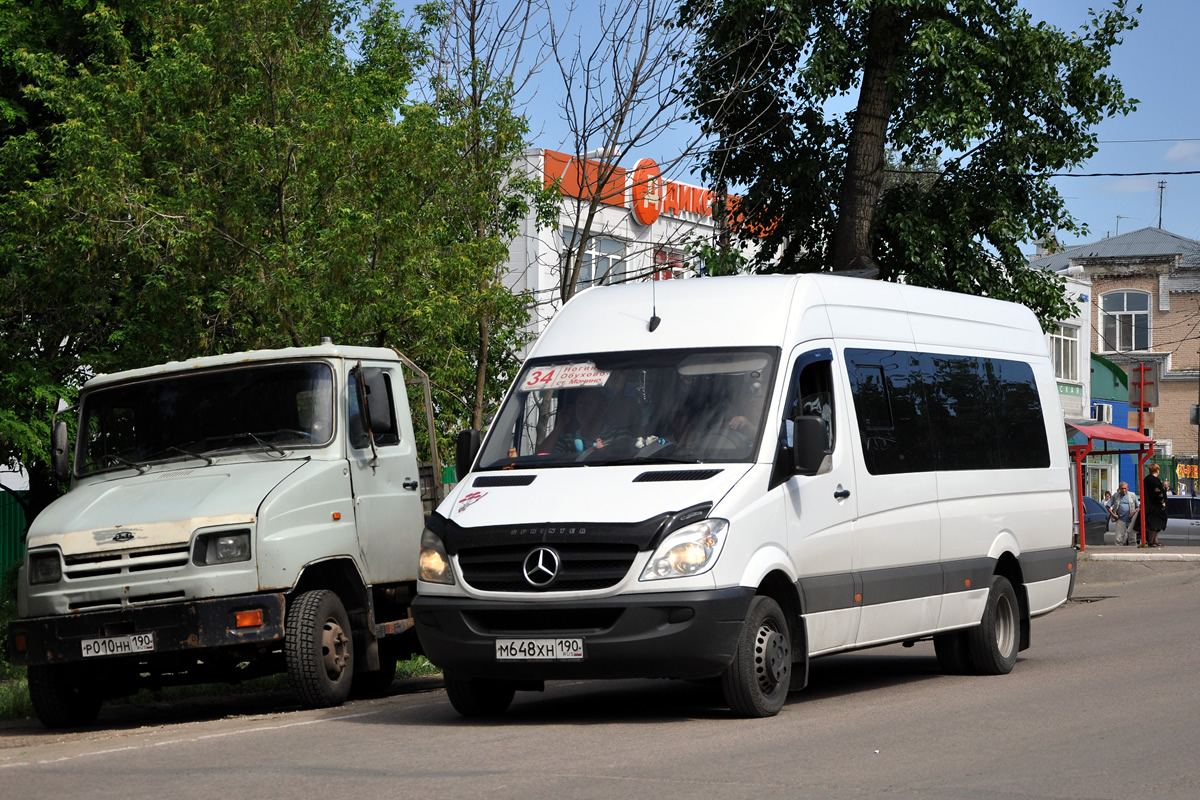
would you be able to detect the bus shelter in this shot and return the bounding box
[1065,420,1155,551]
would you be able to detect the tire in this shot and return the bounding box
[350,649,398,699]
[27,663,103,729]
[721,595,791,718]
[285,589,355,708]
[444,673,516,717]
[933,630,973,675]
[966,575,1020,675]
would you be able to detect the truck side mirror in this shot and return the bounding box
[355,367,394,435]
[792,416,831,476]
[456,429,481,481]
[52,419,70,483]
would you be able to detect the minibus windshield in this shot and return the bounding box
[477,348,778,470]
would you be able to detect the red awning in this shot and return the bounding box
[1064,421,1154,445]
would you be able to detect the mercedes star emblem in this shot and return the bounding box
[522,546,561,588]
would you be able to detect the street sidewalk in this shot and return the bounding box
[1074,543,1200,586]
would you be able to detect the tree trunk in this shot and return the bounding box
[830,6,905,275]
[473,317,489,429]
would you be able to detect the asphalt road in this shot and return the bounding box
[2,567,1199,800]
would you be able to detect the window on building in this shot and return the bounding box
[1100,291,1150,352]
[1050,324,1080,382]
[564,230,626,291]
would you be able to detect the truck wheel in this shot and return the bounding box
[285,589,355,708]
[933,630,973,675]
[444,673,515,717]
[350,650,398,699]
[27,663,102,728]
[966,575,1019,675]
[721,595,791,718]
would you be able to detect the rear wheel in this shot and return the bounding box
[721,595,791,718]
[27,663,102,728]
[285,589,355,708]
[444,673,516,717]
[933,631,973,675]
[966,575,1020,675]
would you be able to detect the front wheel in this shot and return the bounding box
[966,575,1020,675]
[285,589,355,708]
[27,663,103,728]
[721,595,791,718]
[444,673,516,717]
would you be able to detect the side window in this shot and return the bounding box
[1166,496,1191,520]
[846,349,933,475]
[348,368,400,449]
[796,359,835,453]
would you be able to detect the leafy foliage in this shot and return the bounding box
[0,0,543,499]
[679,0,1140,326]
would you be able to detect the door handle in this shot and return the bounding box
[402,479,419,491]
[834,488,851,500]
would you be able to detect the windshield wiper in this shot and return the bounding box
[242,431,287,457]
[106,454,150,474]
[166,446,215,466]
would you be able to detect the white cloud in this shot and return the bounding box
[1164,141,1200,165]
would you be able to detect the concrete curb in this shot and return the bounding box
[1079,551,1200,562]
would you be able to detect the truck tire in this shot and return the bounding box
[966,575,1020,675]
[350,649,398,699]
[285,589,355,708]
[27,663,102,728]
[721,595,791,718]
[444,673,515,717]
[933,630,973,675]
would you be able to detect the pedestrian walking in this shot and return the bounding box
[1106,482,1140,546]
[1143,464,1168,548]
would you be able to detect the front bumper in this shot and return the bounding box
[412,586,756,681]
[7,593,286,666]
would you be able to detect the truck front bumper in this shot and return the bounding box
[7,593,286,666]
[412,586,756,681]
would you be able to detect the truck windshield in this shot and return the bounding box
[477,348,778,470]
[77,361,335,474]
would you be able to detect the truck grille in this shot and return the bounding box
[63,544,192,579]
[457,543,639,593]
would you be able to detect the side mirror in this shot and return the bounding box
[792,416,831,476]
[455,429,481,481]
[52,419,70,483]
[355,367,393,434]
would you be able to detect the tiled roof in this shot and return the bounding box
[1029,227,1200,272]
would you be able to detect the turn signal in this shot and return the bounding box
[235,610,264,628]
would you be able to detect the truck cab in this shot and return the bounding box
[8,341,442,727]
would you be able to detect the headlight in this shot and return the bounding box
[27,550,62,585]
[193,529,252,566]
[640,518,729,581]
[419,528,455,585]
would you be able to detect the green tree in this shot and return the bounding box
[678,0,1140,325]
[0,0,546,507]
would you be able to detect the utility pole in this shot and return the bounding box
[1157,180,1166,228]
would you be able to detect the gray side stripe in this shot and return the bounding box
[796,551,1070,614]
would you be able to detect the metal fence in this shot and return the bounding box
[0,492,27,592]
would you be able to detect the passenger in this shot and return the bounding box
[1106,482,1140,546]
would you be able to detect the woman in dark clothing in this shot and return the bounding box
[1143,463,1169,547]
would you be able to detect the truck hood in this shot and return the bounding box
[27,460,308,555]
[442,464,752,527]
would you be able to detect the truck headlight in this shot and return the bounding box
[193,529,252,566]
[640,518,729,581]
[419,528,455,585]
[27,550,62,585]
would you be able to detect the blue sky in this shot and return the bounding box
[394,0,1199,250]
[1029,0,1200,247]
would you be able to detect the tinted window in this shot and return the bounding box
[1166,497,1192,520]
[846,348,1049,475]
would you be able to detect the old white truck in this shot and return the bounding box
[7,340,444,727]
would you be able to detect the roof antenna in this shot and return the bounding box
[648,271,661,332]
